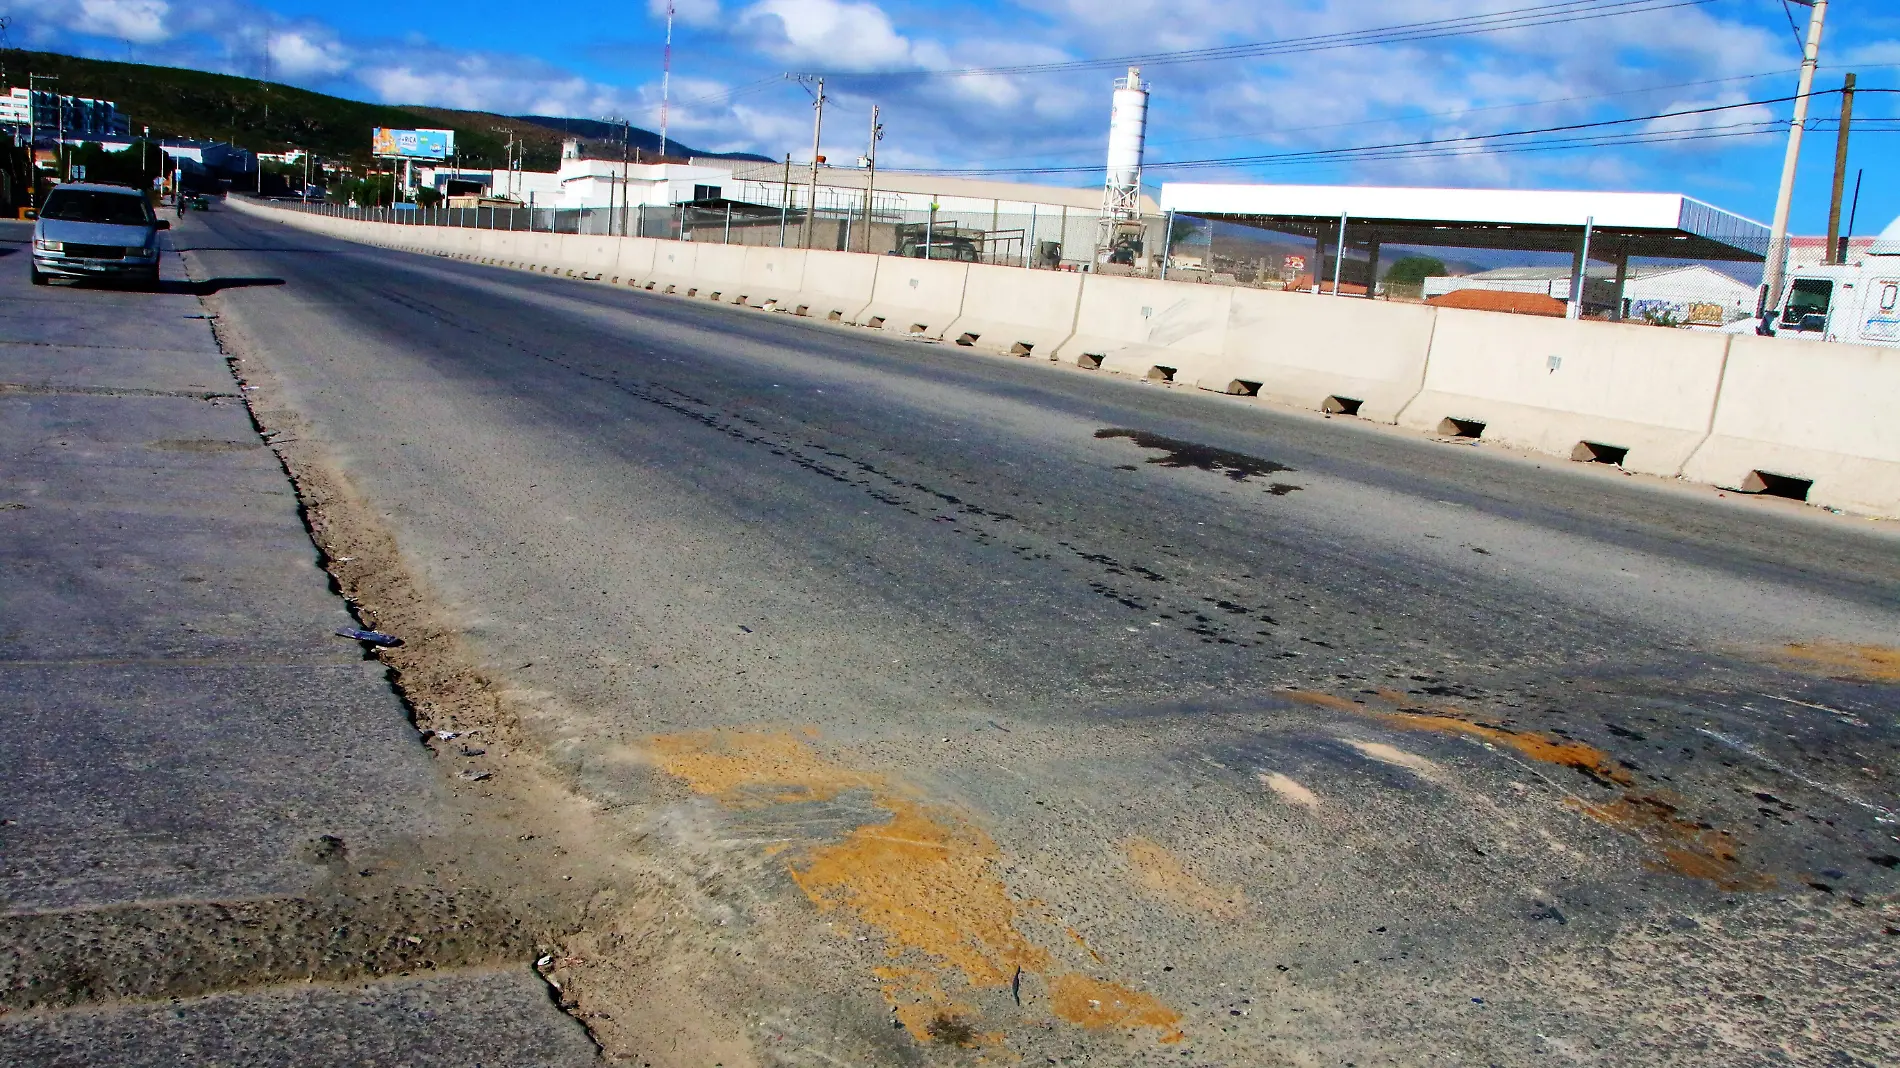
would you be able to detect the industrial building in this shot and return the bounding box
[1421,264,1760,324]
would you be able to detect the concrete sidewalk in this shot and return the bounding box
[0,217,598,1066]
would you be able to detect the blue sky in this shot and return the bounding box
[9,0,1898,235]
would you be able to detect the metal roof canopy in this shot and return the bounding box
[1158,184,1769,262]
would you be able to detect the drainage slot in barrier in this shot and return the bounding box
[1226,379,1261,397]
[955,332,981,347]
[1010,342,1035,357]
[908,323,929,335]
[1322,395,1363,416]
[1741,470,1813,501]
[1571,441,1630,466]
[686,288,699,297]
[663,284,676,294]
[821,309,838,320]
[707,291,721,301]
[867,316,887,329]
[1437,417,1486,439]
[1148,365,1177,382]
[1077,353,1105,370]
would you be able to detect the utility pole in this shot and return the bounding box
[799,76,825,249]
[1825,72,1855,265]
[621,117,631,236]
[779,152,791,247]
[1762,0,1827,319]
[659,0,674,159]
[861,104,881,255]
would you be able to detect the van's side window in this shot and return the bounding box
[1782,278,1832,329]
[1880,283,1899,313]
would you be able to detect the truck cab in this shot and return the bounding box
[1760,214,1900,347]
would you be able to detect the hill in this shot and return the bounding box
[0,49,767,168]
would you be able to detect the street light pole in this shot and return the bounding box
[1761,0,1827,319]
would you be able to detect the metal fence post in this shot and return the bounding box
[1159,210,1174,280]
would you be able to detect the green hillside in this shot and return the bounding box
[0,49,760,170]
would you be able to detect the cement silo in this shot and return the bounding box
[1099,67,1149,266]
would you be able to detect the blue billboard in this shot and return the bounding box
[372,128,454,160]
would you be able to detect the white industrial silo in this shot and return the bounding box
[1098,67,1149,265]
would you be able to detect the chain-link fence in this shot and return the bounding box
[287,199,1178,277]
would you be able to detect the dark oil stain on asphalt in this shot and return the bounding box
[1095,429,1298,488]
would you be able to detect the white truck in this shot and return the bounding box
[1755,214,1900,347]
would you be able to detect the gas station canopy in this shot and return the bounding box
[1157,183,1770,263]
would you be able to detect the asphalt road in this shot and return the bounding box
[169,204,1898,1067]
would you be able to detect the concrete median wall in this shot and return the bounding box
[781,249,878,322]
[616,237,659,285]
[687,243,751,303]
[1209,289,1436,422]
[1682,334,1900,516]
[1052,276,1234,385]
[852,258,969,339]
[739,247,808,309]
[1399,310,1731,477]
[943,264,1083,359]
[645,241,699,294]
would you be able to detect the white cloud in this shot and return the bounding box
[267,29,350,79]
[70,0,173,44]
[649,0,723,28]
[737,0,915,69]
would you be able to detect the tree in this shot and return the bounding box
[1383,255,1448,286]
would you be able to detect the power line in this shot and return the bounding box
[909,91,1828,177]
[796,0,1717,81]
[951,67,1812,171]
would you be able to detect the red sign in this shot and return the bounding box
[1284,255,1306,271]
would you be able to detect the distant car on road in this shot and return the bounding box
[30,182,169,288]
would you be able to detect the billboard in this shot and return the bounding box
[372,128,454,160]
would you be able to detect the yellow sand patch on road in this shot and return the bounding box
[644,729,1185,1047]
[1775,642,1900,683]
[1122,837,1246,919]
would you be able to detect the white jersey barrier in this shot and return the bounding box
[644,241,700,294]
[1210,289,1436,422]
[943,263,1084,360]
[687,243,750,304]
[1052,275,1233,385]
[852,257,970,339]
[1399,310,1732,477]
[781,249,878,322]
[1683,334,1900,516]
[738,247,809,310]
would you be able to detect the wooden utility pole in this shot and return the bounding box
[1825,72,1855,264]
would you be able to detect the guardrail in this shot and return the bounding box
[228,196,1900,520]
